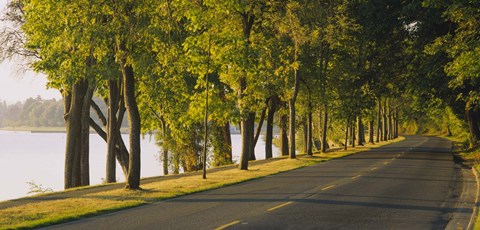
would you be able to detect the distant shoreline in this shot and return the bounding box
[0,127,128,134]
[0,126,66,132]
[0,127,243,135]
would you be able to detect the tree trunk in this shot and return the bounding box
[238,13,255,170]
[223,121,233,164]
[321,105,328,153]
[212,89,232,166]
[382,98,388,141]
[303,117,308,154]
[106,80,119,183]
[388,110,393,140]
[466,108,480,143]
[289,68,300,159]
[394,108,399,138]
[289,99,296,159]
[376,99,382,142]
[80,82,94,186]
[368,120,374,144]
[113,99,129,177]
[357,116,363,146]
[344,119,349,150]
[238,11,255,170]
[173,152,180,174]
[248,112,256,161]
[64,81,86,189]
[161,117,169,175]
[280,113,289,156]
[88,116,129,177]
[352,118,356,148]
[254,107,266,147]
[239,115,252,170]
[212,121,233,166]
[119,46,141,189]
[307,107,313,156]
[265,96,277,159]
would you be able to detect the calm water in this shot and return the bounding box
[0,131,279,201]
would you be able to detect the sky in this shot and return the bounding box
[0,61,61,104]
[0,0,61,104]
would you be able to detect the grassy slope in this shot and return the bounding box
[0,137,404,229]
[443,135,480,230]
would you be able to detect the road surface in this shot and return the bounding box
[45,136,468,230]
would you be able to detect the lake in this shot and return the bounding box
[0,130,279,201]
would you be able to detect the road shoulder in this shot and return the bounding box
[445,157,479,230]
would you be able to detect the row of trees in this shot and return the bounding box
[0,0,477,190]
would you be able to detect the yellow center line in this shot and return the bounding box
[267,201,293,212]
[371,167,378,171]
[351,175,361,179]
[214,220,241,230]
[383,161,389,165]
[321,185,335,191]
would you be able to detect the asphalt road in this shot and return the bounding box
[46,136,466,230]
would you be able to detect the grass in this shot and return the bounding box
[443,136,480,230]
[0,137,404,229]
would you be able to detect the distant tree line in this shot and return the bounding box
[0,96,64,127]
[0,96,123,129]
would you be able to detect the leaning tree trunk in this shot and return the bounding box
[119,45,141,189]
[90,97,129,178]
[254,108,266,147]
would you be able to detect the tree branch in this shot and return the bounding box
[90,100,107,126]
[254,104,267,147]
[89,118,107,141]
